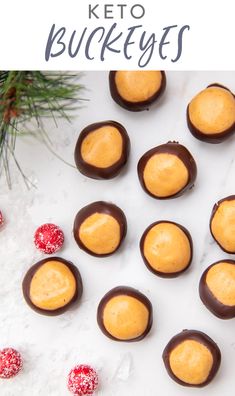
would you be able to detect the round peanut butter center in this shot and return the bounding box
[143,153,188,197]
[169,340,213,385]
[143,222,191,273]
[189,86,235,135]
[81,126,123,168]
[206,262,235,306]
[211,199,235,252]
[78,212,120,254]
[102,295,149,340]
[115,71,162,103]
[30,261,76,310]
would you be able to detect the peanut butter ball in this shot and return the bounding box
[73,201,127,257]
[163,330,221,387]
[22,257,83,315]
[210,195,235,253]
[187,84,235,143]
[97,286,153,342]
[75,121,130,179]
[199,260,235,319]
[109,71,166,111]
[140,221,193,278]
[137,142,197,199]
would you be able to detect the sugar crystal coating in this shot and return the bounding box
[67,364,99,396]
[34,223,64,254]
[0,348,23,379]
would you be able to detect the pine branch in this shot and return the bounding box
[0,71,85,187]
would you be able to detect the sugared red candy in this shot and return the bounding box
[67,364,98,396]
[0,211,4,227]
[0,348,23,379]
[34,223,64,254]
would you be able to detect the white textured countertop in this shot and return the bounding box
[1,71,235,396]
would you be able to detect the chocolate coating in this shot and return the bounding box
[22,257,83,316]
[109,71,166,112]
[163,330,221,387]
[210,195,235,253]
[199,260,235,319]
[73,201,127,257]
[140,221,193,278]
[187,84,235,144]
[97,286,153,342]
[137,142,197,199]
[74,120,130,179]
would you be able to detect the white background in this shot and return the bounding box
[1,71,235,395]
[0,0,235,69]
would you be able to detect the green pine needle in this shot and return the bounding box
[0,71,86,188]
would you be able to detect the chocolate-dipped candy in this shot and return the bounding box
[163,330,221,387]
[97,286,152,342]
[140,221,193,278]
[22,257,83,316]
[109,71,166,111]
[187,84,235,143]
[137,142,197,199]
[73,201,127,257]
[210,195,235,253]
[74,121,130,179]
[199,260,235,319]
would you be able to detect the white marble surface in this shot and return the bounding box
[1,71,235,396]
